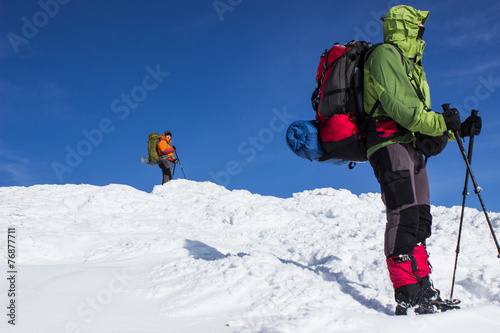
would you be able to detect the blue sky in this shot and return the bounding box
[2,0,500,214]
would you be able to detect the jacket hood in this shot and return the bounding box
[383,5,429,63]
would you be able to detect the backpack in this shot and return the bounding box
[311,40,379,166]
[287,40,444,166]
[147,132,161,165]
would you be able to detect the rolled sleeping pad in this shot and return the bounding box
[286,120,347,165]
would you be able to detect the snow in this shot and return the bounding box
[1,179,499,332]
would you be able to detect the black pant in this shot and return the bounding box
[159,159,172,185]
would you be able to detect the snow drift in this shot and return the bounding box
[1,180,499,332]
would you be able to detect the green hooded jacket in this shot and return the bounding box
[363,5,449,157]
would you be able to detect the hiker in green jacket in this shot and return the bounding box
[363,5,481,315]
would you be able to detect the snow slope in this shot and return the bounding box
[1,180,499,332]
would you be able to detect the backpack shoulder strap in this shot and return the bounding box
[360,42,392,122]
[355,43,386,125]
[365,42,405,67]
[364,42,386,62]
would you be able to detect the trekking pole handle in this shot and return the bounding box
[469,109,479,138]
[467,110,480,191]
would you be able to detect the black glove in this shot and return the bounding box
[172,145,177,150]
[442,107,461,132]
[460,114,482,137]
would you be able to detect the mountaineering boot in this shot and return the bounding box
[435,299,461,312]
[413,298,438,315]
[395,303,409,316]
[394,283,437,315]
[419,275,441,302]
[419,275,461,312]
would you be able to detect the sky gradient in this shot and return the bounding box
[2,0,500,213]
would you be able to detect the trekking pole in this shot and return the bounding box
[449,109,477,301]
[174,151,186,179]
[442,104,500,261]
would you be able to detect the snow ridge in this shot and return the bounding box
[1,180,499,332]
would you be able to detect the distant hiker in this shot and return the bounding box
[363,5,481,315]
[157,131,177,184]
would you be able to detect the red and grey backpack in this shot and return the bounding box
[311,40,380,167]
[311,40,447,167]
